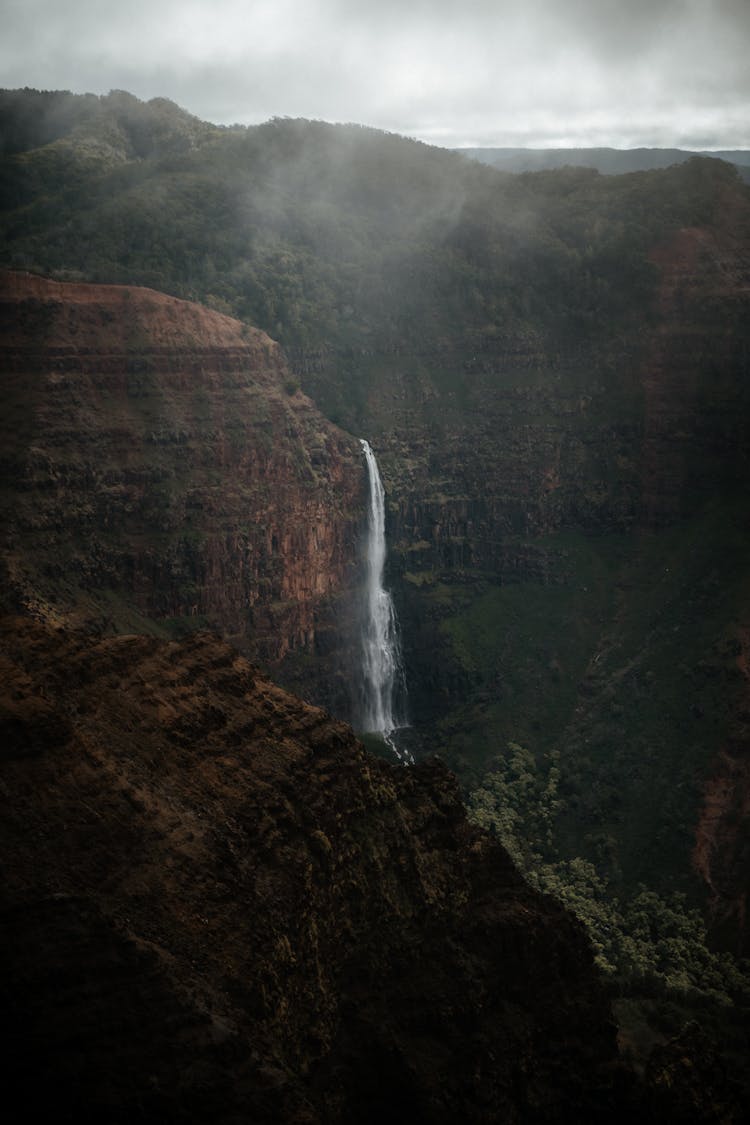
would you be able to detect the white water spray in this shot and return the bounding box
[359,439,409,759]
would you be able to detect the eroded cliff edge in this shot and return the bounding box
[0,616,628,1123]
[0,270,364,710]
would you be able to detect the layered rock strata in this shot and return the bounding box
[0,617,629,1123]
[0,271,363,705]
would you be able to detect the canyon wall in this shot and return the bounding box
[300,194,750,562]
[0,616,631,1123]
[2,145,750,951]
[0,271,365,711]
[294,187,750,946]
[2,97,748,1109]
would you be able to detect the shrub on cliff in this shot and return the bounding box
[468,742,750,1007]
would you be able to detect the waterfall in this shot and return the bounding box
[359,439,409,760]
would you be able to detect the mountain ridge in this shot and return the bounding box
[0,615,633,1124]
[457,146,750,180]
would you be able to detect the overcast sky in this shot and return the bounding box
[1,0,748,149]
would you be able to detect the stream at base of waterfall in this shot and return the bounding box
[359,439,411,763]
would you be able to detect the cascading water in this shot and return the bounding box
[359,439,409,761]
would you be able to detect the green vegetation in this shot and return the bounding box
[468,740,750,1084]
[3,88,749,1088]
[469,741,749,1002]
[1,90,742,400]
[405,504,750,896]
[3,88,747,887]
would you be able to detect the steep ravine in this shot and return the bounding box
[0,616,633,1124]
[297,204,750,946]
[3,233,750,948]
[2,102,749,1112]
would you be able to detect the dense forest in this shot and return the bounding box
[2,87,750,1110]
[0,87,738,364]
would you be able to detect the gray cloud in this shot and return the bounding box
[0,0,747,148]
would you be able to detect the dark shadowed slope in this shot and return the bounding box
[0,617,630,1124]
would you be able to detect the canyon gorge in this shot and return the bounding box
[1,88,750,1120]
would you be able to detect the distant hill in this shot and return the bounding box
[458,146,750,181]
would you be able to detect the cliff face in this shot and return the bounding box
[0,616,628,1123]
[643,215,750,947]
[362,199,749,561]
[693,622,750,952]
[297,182,750,942]
[0,271,364,710]
[643,214,750,526]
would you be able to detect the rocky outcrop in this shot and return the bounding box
[0,616,630,1123]
[0,271,364,710]
[693,625,750,955]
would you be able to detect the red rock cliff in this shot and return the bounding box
[0,272,364,703]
